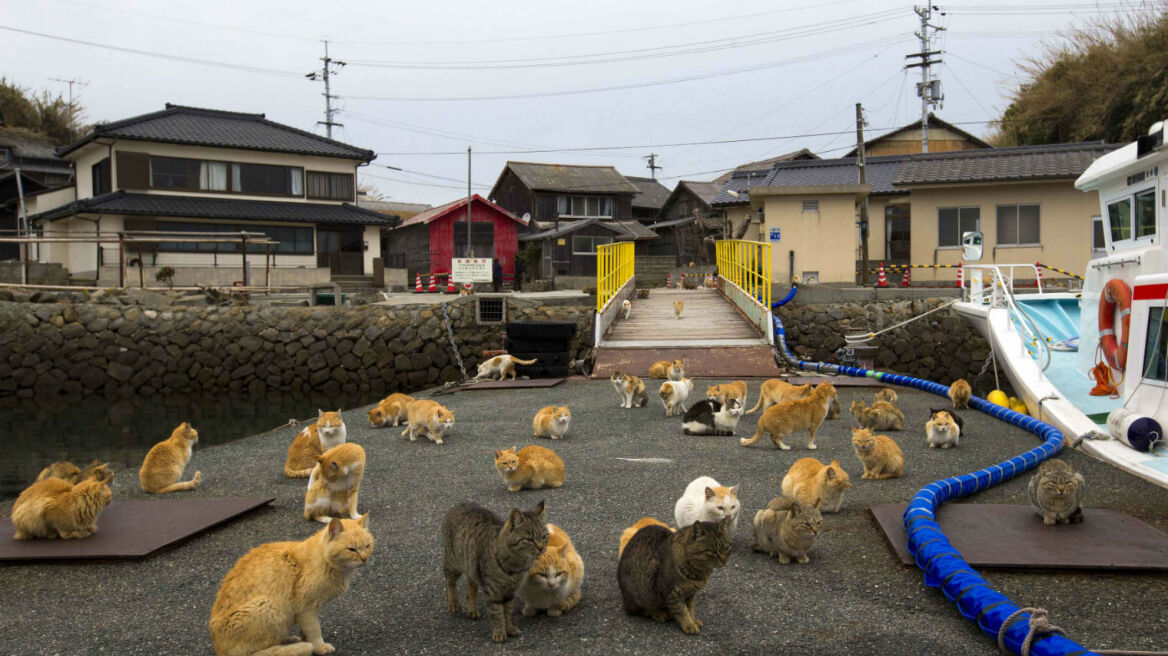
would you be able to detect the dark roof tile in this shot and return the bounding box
[625,176,672,209]
[892,142,1117,185]
[497,161,639,194]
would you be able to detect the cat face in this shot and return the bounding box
[706,384,721,399]
[683,517,732,568]
[324,515,374,570]
[611,371,626,385]
[494,447,520,474]
[80,461,115,484]
[527,545,570,592]
[721,398,743,417]
[503,501,549,559]
[703,486,740,522]
[824,460,852,491]
[790,503,822,536]
[1037,461,1082,499]
[436,407,455,430]
[552,407,571,423]
[929,409,957,431]
[816,382,838,400]
[318,410,345,436]
[851,427,876,454]
[367,407,387,427]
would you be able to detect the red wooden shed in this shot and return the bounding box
[386,194,527,285]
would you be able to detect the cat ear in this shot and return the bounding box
[730,485,739,496]
[357,512,369,528]
[705,487,716,500]
[533,500,546,522]
[825,468,837,480]
[318,409,325,418]
[717,516,733,533]
[329,461,340,472]
[494,450,502,458]
[690,521,705,537]
[508,508,523,528]
[327,518,344,540]
[336,409,342,415]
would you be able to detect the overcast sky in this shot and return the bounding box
[1,0,1148,205]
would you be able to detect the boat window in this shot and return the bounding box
[1136,189,1157,238]
[1108,198,1132,242]
[1142,307,1168,382]
[1092,216,1106,254]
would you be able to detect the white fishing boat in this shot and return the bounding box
[954,121,1168,488]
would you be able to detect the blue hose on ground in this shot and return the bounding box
[772,283,798,309]
[771,314,1094,656]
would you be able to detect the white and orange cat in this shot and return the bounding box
[474,354,538,381]
[673,300,684,319]
[746,379,811,415]
[11,475,114,540]
[209,516,374,656]
[611,371,648,408]
[494,445,565,491]
[659,378,694,416]
[285,411,348,479]
[674,475,741,531]
[140,421,202,494]
[533,406,572,439]
[367,393,415,428]
[649,359,684,380]
[621,299,632,320]
[517,523,584,617]
[707,380,748,408]
[781,458,851,513]
[401,400,455,444]
[304,443,366,524]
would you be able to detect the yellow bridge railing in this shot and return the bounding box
[596,241,634,312]
[716,239,771,308]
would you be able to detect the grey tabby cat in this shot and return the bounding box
[1027,459,1085,525]
[617,517,732,635]
[751,496,822,564]
[443,500,549,643]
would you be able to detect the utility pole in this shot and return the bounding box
[306,40,345,138]
[856,103,870,286]
[905,5,945,152]
[466,147,473,257]
[643,153,662,179]
[49,77,87,141]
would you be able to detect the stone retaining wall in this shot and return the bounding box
[0,297,594,398]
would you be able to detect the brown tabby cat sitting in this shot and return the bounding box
[443,500,549,643]
[617,517,732,635]
[751,496,822,564]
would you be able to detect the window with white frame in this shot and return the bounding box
[938,206,980,247]
[557,195,613,218]
[1108,187,1157,245]
[571,235,612,254]
[1092,215,1106,253]
[996,203,1040,246]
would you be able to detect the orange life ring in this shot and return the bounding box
[1098,278,1132,371]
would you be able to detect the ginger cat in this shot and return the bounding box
[658,378,693,416]
[849,399,906,431]
[533,406,572,439]
[746,379,811,415]
[850,427,905,480]
[494,445,565,492]
[475,354,538,381]
[11,476,113,540]
[304,443,366,524]
[611,371,648,408]
[619,517,673,557]
[781,458,851,513]
[367,393,414,428]
[36,460,113,485]
[741,381,837,450]
[209,515,373,656]
[401,400,455,445]
[874,387,899,404]
[649,359,684,380]
[707,380,748,408]
[926,409,961,448]
[285,410,347,478]
[517,523,584,617]
[140,422,202,494]
[622,299,632,319]
[949,378,972,409]
[674,476,740,531]
[673,300,684,319]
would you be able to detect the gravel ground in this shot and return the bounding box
[1,378,1166,656]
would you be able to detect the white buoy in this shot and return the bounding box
[1106,407,1163,452]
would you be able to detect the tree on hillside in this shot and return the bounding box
[990,9,1168,146]
[0,78,86,145]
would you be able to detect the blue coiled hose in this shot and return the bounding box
[771,312,1094,656]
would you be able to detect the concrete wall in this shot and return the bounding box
[0,262,70,285]
[96,264,331,288]
[761,194,858,284]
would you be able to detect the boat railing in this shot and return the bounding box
[962,264,1053,372]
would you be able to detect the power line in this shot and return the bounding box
[305,41,345,138]
[360,171,482,192]
[372,164,491,188]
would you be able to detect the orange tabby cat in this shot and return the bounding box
[781,458,851,512]
[140,422,202,494]
[494,445,565,492]
[741,382,837,450]
[517,523,585,617]
[618,517,674,557]
[673,300,684,319]
[367,393,415,428]
[209,516,374,656]
[285,410,347,478]
[707,380,748,407]
[36,460,113,485]
[649,359,684,380]
[849,399,906,431]
[745,379,811,415]
[533,406,572,439]
[949,378,972,409]
[850,427,905,480]
[874,387,899,404]
[401,399,456,444]
[11,476,113,539]
[304,443,366,523]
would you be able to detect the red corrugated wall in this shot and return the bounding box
[427,198,518,281]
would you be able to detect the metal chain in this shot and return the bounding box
[442,301,468,381]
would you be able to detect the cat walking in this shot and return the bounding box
[949,379,972,409]
[745,379,811,415]
[140,422,202,493]
[401,400,455,444]
[673,300,684,319]
[621,299,632,320]
[475,354,538,381]
[285,411,347,478]
[367,393,414,428]
[741,382,837,450]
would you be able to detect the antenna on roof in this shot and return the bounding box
[306,40,345,139]
[643,153,662,179]
[906,5,945,152]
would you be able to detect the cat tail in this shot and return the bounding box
[744,395,766,415]
[556,588,582,613]
[739,429,765,446]
[512,357,538,365]
[284,465,314,479]
[151,471,202,493]
[766,496,798,513]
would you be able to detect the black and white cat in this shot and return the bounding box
[682,398,743,435]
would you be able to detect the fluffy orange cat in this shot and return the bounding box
[781,458,851,512]
[37,460,113,485]
[649,359,684,380]
[209,516,373,656]
[746,379,811,415]
[849,399,906,431]
[367,393,415,428]
[285,411,347,479]
[741,381,837,450]
[949,379,972,409]
[401,399,456,445]
[707,380,748,407]
[304,443,366,524]
[494,445,565,492]
[673,300,684,319]
[11,476,113,540]
[618,517,673,557]
[474,354,538,381]
[532,406,572,439]
[850,427,905,480]
[140,422,203,494]
[517,523,585,617]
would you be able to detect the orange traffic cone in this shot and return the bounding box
[414,273,423,293]
[900,266,912,287]
[446,274,456,294]
[666,273,672,289]
[877,262,888,287]
[428,275,437,292]
[956,263,963,289]
[1035,262,1043,288]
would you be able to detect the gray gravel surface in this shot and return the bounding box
[1,378,1166,656]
